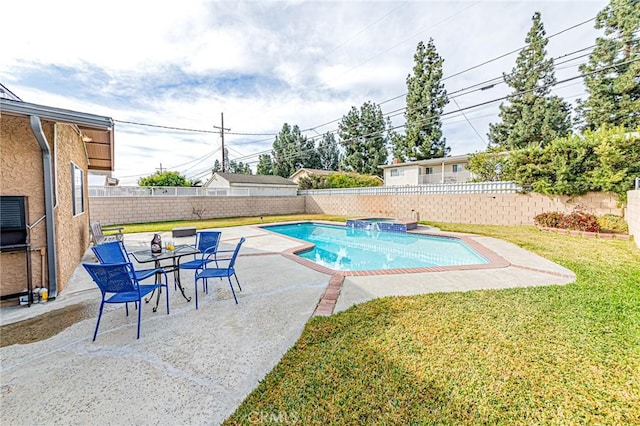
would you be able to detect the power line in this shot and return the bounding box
[318,1,481,86]
[443,14,598,83]
[294,0,411,81]
[112,11,608,146]
[114,10,622,178]
[300,42,600,136]
[231,58,640,165]
[112,42,604,149]
[452,98,486,145]
[114,119,218,134]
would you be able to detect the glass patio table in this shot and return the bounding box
[130,244,199,310]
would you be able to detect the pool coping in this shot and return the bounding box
[259,221,510,277]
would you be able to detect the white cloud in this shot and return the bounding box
[1,0,609,185]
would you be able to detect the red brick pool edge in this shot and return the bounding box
[264,226,512,317]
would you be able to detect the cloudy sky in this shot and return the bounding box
[2,0,608,185]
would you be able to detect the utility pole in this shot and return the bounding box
[156,163,165,173]
[213,112,231,172]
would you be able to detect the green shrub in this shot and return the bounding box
[326,172,382,188]
[477,126,640,201]
[597,214,628,233]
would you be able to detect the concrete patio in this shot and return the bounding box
[0,224,575,425]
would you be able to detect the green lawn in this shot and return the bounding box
[114,214,349,234]
[224,223,640,425]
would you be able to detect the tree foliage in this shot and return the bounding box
[401,39,450,161]
[272,123,320,177]
[577,0,640,130]
[338,101,388,176]
[317,132,340,170]
[327,173,382,188]
[488,12,571,150]
[297,175,332,190]
[298,172,383,189]
[586,126,640,197]
[507,134,599,195]
[505,126,640,200]
[256,154,273,175]
[227,160,252,174]
[467,152,509,182]
[138,171,193,187]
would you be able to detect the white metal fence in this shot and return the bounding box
[88,186,250,197]
[90,181,519,197]
[298,181,519,196]
[419,171,472,185]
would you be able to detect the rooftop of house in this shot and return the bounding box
[289,168,336,179]
[206,172,297,187]
[379,154,470,169]
[0,95,115,171]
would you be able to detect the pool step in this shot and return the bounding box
[346,218,417,233]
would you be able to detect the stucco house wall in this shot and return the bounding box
[1,115,47,300]
[1,115,91,303]
[383,164,422,186]
[382,155,472,186]
[1,98,112,306]
[52,123,92,291]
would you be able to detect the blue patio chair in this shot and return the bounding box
[83,262,169,341]
[194,237,246,308]
[92,241,158,282]
[178,231,222,289]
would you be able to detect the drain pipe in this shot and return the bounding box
[29,115,58,299]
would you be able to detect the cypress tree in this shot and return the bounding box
[488,12,571,150]
[403,39,450,160]
[256,154,273,175]
[577,0,640,130]
[338,101,388,176]
[317,132,340,170]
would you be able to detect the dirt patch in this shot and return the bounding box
[0,302,99,347]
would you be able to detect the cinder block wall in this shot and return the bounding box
[627,190,640,248]
[90,191,622,227]
[304,191,623,225]
[90,196,306,225]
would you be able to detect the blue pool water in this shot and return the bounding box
[263,222,489,272]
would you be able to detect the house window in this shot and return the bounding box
[390,169,404,177]
[452,164,464,173]
[424,167,433,175]
[71,162,84,215]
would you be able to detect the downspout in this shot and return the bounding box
[29,116,58,299]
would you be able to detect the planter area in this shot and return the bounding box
[536,226,630,240]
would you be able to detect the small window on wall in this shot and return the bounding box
[390,169,404,177]
[452,164,464,173]
[425,167,433,175]
[71,162,84,215]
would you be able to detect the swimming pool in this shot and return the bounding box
[263,222,489,272]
